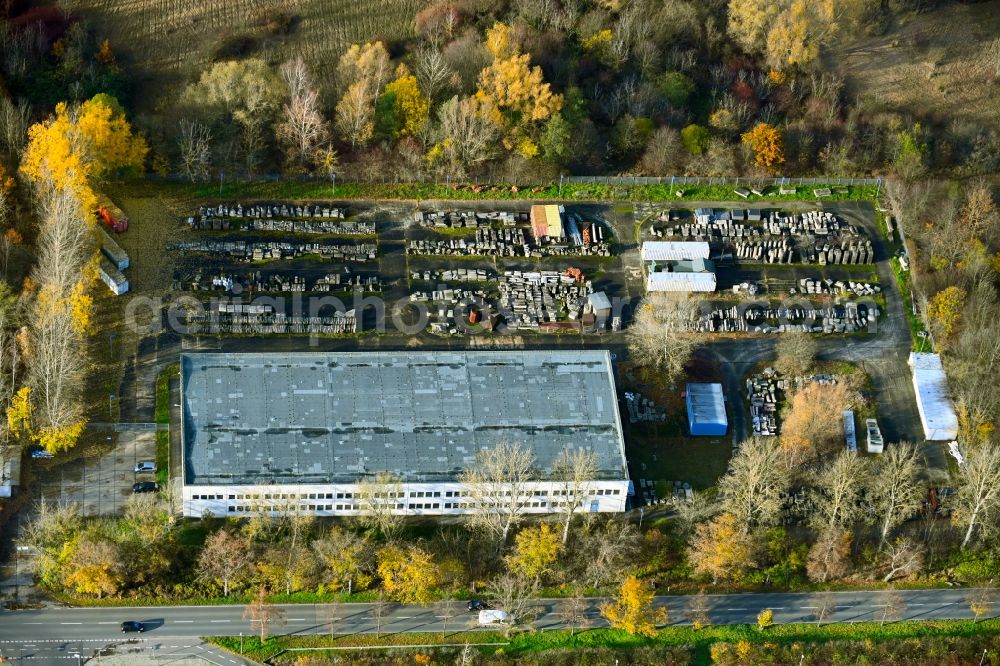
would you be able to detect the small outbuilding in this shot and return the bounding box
[686,383,728,436]
[909,352,959,441]
[530,204,564,240]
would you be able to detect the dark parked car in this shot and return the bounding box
[120,621,144,633]
[467,599,489,612]
[132,481,158,493]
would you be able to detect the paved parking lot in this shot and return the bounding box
[32,432,158,516]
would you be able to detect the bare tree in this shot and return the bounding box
[198,529,254,596]
[434,95,502,176]
[243,587,286,640]
[0,95,30,157]
[881,537,924,582]
[670,490,719,537]
[806,528,852,584]
[413,48,456,103]
[686,588,712,629]
[967,588,997,624]
[774,333,819,377]
[371,591,389,638]
[552,448,599,545]
[954,443,1000,549]
[878,587,906,625]
[561,584,588,635]
[433,598,460,638]
[177,119,212,182]
[577,520,641,589]
[810,590,837,624]
[869,443,925,546]
[626,294,698,386]
[718,437,791,528]
[356,471,404,539]
[276,57,331,171]
[810,451,870,529]
[490,571,538,636]
[335,81,374,149]
[459,441,536,545]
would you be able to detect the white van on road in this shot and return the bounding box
[478,609,509,625]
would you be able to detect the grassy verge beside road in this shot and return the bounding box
[208,618,1000,665]
[890,257,930,351]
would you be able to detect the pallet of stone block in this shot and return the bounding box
[177,240,377,262]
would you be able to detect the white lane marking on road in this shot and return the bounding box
[288,618,306,621]
[800,606,818,609]
[23,622,44,625]
[766,607,786,610]
[209,620,230,623]
[911,603,925,606]
[175,620,194,623]
[834,605,852,609]
[97,622,118,624]
[60,622,82,625]
[725,608,747,611]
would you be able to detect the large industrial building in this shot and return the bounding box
[181,351,630,517]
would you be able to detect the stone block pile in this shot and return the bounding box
[747,369,841,437]
[794,278,880,296]
[498,270,592,329]
[188,309,358,335]
[410,268,493,283]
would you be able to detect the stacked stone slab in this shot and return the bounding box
[415,210,522,228]
[177,240,377,262]
[410,268,493,283]
[188,310,358,334]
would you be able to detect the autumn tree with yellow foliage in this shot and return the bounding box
[600,575,667,637]
[505,523,562,582]
[474,22,562,157]
[376,67,430,140]
[727,0,851,70]
[376,543,441,604]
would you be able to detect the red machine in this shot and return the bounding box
[97,198,129,233]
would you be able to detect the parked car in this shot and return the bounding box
[29,448,54,459]
[132,481,158,493]
[478,609,509,625]
[467,599,489,612]
[133,461,157,474]
[120,621,144,633]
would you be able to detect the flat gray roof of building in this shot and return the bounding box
[182,351,627,486]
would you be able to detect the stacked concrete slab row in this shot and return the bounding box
[177,240,377,262]
[410,268,493,283]
[794,278,880,296]
[174,270,382,294]
[192,216,375,235]
[692,303,877,334]
[186,310,358,335]
[416,209,521,229]
[197,203,349,219]
[408,228,611,258]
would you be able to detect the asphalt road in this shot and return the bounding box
[0,588,992,664]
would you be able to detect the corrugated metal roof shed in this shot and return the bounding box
[909,352,959,441]
[181,350,628,486]
[647,271,716,292]
[641,241,710,261]
[686,383,727,436]
[530,204,564,239]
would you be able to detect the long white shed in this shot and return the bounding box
[909,352,959,441]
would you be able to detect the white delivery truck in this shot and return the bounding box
[478,609,509,626]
